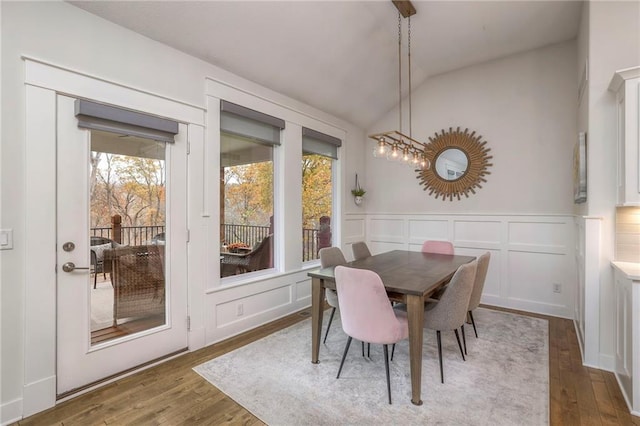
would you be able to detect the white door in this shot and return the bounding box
[56,94,188,395]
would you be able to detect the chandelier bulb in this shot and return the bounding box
[402,147,412,164]
[373,138,388,158]
[387,143,400,161]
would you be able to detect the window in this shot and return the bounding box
[219,101,283,278]
[301,127,341,262]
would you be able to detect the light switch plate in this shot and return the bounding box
[0,229,14,250]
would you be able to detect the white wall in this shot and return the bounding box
[365,41,577,215]
[0,2,365,423]
[359,41,579,321]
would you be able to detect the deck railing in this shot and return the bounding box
[91,223,328,261]
[221,224,325,262]
[90,225,165,247]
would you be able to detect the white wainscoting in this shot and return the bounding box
[202,213,576,348]
[204,270,313,344]
[351,213,576,318]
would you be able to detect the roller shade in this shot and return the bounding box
[302,127,342,159]
[221,100,284,146]
[75,99,179,143]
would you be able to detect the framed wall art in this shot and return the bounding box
[573,132,587,203]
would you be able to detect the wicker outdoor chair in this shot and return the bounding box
[90,236,123,289]
[221,234,273,276]
[105,245,165,326]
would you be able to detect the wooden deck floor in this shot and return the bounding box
[15,306,640,425]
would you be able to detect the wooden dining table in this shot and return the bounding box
[307,249,475,405]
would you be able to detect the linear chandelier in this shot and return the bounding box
[369,0,431,171]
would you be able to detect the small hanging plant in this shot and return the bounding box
[351,174,366,196]
[351,187,366,197]
[351,174,366,205]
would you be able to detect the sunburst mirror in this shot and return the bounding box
[417,127,492,201]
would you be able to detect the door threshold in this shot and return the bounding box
[56,347,188,402]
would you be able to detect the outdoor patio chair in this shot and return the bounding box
[221,234,273,276]
[105,244,165,326]
[90,236,122,289]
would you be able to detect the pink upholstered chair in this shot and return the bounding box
[334,266,409,404]
[467,251,491,338]
[319,247,347,343]
[421,240,454,255]
[423,260,477,383]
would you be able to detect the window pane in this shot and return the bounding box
[89,130,166,342]
[220,127,275,278]
[302,154,333,262]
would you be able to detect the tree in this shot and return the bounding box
[302,154,332,228]
[222,154,332,229]
[90,153,166,230]
[224,161,273,226]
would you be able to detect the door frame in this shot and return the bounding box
[22,57,205,417]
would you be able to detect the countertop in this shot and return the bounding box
[612,261,640,280]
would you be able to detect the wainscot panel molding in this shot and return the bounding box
[343,214,367,261]
[204,270,312,344]
[362,213,576,319]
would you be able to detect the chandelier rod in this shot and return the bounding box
[408,15,412,139]
[397,12,402,135]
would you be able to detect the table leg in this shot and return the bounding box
[407,294,424,405]
[311,277,325,364]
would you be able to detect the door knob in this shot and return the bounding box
[62,262,90,273]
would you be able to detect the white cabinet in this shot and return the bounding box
[609,67,640,206]
[612,262,640,415]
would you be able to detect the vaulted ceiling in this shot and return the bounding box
[69,1,583,129]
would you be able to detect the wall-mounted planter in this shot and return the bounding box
[352,173,365,207]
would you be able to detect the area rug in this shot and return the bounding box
[194,308,548,425]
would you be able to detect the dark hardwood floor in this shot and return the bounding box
[16,306,640,425]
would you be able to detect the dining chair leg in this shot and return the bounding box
[461,324,467,355]
[323,307,336,344]
[383,344,392,404]
[337,336,353,379]
[93,270,97,289]
[436,331,444,384]
[454,329,466,361]
[469,310,478,338]
[391,343,396,361]
[359,342,371,358]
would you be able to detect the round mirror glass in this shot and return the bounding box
[434,148,469,181]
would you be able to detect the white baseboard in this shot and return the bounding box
[482,296,572,319]
[573,319,585,362]
[599,354,615,372]
[614,371,635,415]
[0,397,23,426]
[22,375,56,418]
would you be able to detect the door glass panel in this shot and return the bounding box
[89,130,166,344]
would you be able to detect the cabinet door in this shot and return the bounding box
[611,69,640,206]
[614,269,633,404]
